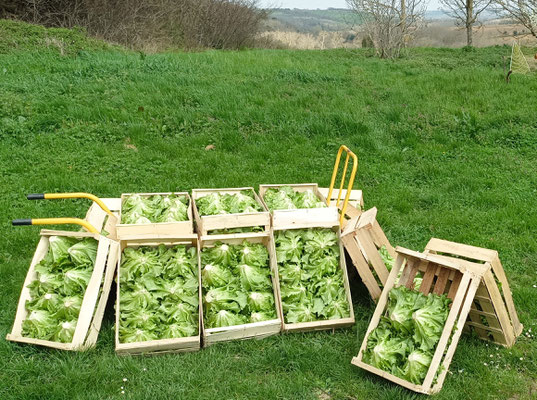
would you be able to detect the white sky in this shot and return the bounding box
[261,0,442,10]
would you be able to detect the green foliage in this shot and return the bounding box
[21,236,98,342]
[121,193,189,224]
[196,190,262,216]
[263,186,326,211]
[363,286,452,384]
[201,241,277,329]
[275,228,350,324]
[118,245,199,343]
[0,19,116,54]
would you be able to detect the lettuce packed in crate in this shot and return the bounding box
[118,244,199,343]
[263,186,327,211]
[22,236,98,343]
[362,286,452,384]
[201,241,277,328]
[196,190,263,216]
[121,194,189,225]
[274,228,350,323]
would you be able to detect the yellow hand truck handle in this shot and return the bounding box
[12,218,99,234]
[27,193,115,218]
[327,145,358,226]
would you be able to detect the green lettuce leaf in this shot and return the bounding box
[412,293,451,351]
[53,320,77,343]
[206,310,247,328]
[247,291,275,312]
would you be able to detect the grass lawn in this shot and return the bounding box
[1,20,536,400]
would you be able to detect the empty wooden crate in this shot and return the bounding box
[424,238,523,347]
[7,230,119,351]
[352,247,488,395]
[341,207,395,301]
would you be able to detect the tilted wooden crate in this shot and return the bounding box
[115,236,202,355]
[259,183,339,230]
[341,207,395,301]
[116,192,194,239]
[352,247,488,395]
[6,230,119,351]
[273,224,355,333]
[424,238,523,347]
[192,188,270,237]
[200,233,283,346]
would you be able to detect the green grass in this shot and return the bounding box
[1,22,537,400]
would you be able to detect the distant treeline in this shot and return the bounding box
[0,0,267,50]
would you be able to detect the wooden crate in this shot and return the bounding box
[259,183,339,230]
[273,224,355,332]
[200,233,283,346]
[318,187,364,229]
[341,207,395,302]
[6,230,119,351]
[424,238,523,347]
[115,236,202,355]
[116,192,194,240]
[192,188,270,237]
[352,247,489,395]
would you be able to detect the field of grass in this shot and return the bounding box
[1,20,536,400]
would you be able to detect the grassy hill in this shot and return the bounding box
[0,21,536,400]
[0,19,117,54]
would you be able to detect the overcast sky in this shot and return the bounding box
[261,0,442,10]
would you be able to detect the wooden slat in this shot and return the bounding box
[370,221,396,258]
[447,272,462,300]
[482,271,515,345]
[356,229,390,284]
[422,273,471,390]
[490,257,523,336]
[433,267,451,295]
[342,235,382,300]
[425,238,497,262]
[419,264,438,294]
[356,207,377,230]
[465,321,505,334]
[431,276,481,394]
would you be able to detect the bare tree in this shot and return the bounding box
[494,0,537,38]
[440,0,492,45]
[347,0,426,58]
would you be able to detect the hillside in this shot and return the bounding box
[0,23,536,399]
[0,19,117,54]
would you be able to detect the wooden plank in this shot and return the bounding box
[84,240,119,348]
[398,257,418,288]
[370,221,396,258]
[404,260,422,290]
[447,272,462,300]
[356,207,377,230]
[465,321,505,334]
[425,238,497,262]
[356,229,390,285]
[433,267,451,295]
[431,276,481,394]
[419,264,438,294]
[490,257,523,337]
[422,273,471,390]
[341,235,382,300]
[351,360,427,394]
[482,271,516,346]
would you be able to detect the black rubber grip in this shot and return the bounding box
[27,194,45,200]
[12,219,33,226]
